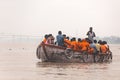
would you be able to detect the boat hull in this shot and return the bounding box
[36,43,112,63]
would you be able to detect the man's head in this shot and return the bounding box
[72,37,76,41]
[44,34,48,39]
[58,31,62,35]
[89,27,93,32]
[47,34,52,38]
[89,40,93,44]
[98,40,102,44]
[94,40,97,43]
[78,38,81,42]
[63,34,66,38]
[66,36,69,40]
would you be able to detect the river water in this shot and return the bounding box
[0,42,120,80]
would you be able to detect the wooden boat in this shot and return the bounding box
[36,43,112,63]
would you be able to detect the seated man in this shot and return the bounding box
[64,36,71,48]
[89,40,97,54]
[45,34,55,44]
[100,41,108,54]
[70,37,78,51]
[56,31,64,47]
[94,40,100,53]
[42,34,48,43]
[80,39,90,52]
[77,38,82,51]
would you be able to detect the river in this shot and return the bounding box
[0,42,120,80]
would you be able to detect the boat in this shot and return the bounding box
[36,43,112,63]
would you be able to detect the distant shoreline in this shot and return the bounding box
[0,36,120,44]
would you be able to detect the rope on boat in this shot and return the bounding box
[64,48,74,59]
[41,43,49,60]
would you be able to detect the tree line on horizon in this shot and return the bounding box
[0,35,120,44]
[96,36,120,44]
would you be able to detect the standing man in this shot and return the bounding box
[86,27,96,42]
[56,31,64,47]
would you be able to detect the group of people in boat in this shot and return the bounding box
[41,27,111,54]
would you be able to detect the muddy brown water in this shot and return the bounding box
[0,42,120,80]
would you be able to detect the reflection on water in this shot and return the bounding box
[35,62,116,80]
[36,62,110,70]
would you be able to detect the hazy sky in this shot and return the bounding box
[0,0,120,38]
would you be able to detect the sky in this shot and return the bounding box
[0,0,120,38]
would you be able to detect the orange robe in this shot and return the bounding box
[88,48,94,54]
[64,39,71,48]
[77,42,82,51]
[100,45,107,53]
[43,38,46,43]
[71,41,78,51]
[80,40,90,51]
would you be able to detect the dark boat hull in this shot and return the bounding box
[36,43,112,63]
